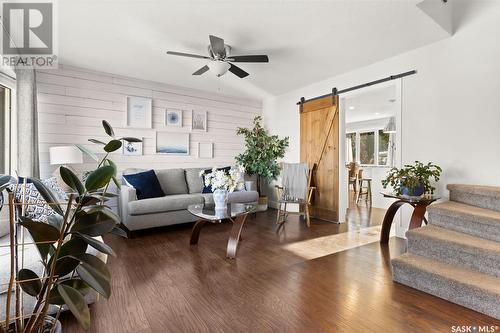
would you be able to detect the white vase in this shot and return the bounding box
[213,189,229,210]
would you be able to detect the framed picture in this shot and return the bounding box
[198,142,213,159]
[191,110,207,132]
[156,132,190,155]
[165,109,183,127]
[122,139,143,156]
[127,96,152,128]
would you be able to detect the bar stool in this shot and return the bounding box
[356,177,372,205]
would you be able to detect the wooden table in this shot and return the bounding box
[380,192,439,244]
[188,203,257,259]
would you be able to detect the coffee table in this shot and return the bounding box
[187,203,257,259]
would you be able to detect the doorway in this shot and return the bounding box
[339,80,402,227]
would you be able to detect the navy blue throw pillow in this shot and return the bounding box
[201,166,231,193]
[123,170,165,200]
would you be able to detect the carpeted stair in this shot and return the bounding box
[392,184,500,319]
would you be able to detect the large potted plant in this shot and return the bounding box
[382,161,442,196]
[0,121,140,332]
[236,116,289,211]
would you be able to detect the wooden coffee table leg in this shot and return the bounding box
[226,214,248,259]
[380,200,406,244]
[409,203,428,230]
[190,219,207,245]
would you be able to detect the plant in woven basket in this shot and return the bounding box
[381,161,442,196]
[0,121,140,332]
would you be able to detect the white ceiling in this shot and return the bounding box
[57,0,450,100]
[345,85,397,123]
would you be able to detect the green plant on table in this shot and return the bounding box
[381,161,442,196]
[235,115,289,195]
[0,120,140,332]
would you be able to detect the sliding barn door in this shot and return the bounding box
[300,95,339,222]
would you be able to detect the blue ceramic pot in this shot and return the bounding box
[402,182,424,196]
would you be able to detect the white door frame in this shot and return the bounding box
[338,79,402,227]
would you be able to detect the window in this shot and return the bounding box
[346,133,356,163]
[359,132,375,165]
[345,127,395,167]
[378,130,390,166]
[0,86,12,174]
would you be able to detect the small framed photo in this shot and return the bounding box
[198,142,213,159]
[165,109,183,127]
[123,139,143,156]
[127,96,152,128]
[191,110,207,132]
[156,132,190,155]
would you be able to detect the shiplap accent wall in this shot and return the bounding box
[36,65,261,179]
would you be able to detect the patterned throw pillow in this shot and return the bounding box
[42,177,68,201]
[8,177,68,222]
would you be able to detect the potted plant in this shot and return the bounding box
[201,166,244,211]
[382,161,442,196]
[236,116,289,211]
[0,121,140,332]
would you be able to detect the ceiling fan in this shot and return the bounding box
[166,35,269,78]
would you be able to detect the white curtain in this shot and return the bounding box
[15,69,39,178]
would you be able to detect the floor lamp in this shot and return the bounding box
[49,146,83,191]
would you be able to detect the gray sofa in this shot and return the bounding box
[119,167,259,233]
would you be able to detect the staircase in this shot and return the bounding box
[392,184,500,319]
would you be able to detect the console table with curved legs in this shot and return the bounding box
[379,193,439,244]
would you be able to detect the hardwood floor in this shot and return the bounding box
[61,209,499,332]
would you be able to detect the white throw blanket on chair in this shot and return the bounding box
[282,163,309,201]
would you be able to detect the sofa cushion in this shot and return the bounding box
[128,194,203,215]
[184,168,205,194]
[155,168,188,195]
[123,170,165,200]
[228,191,259,204]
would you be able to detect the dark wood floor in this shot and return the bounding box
[61,209,498,332]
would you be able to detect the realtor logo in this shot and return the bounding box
[1,1,57,68]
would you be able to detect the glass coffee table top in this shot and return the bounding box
[187,203,257,221]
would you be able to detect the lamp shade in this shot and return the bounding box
[49,146,83,165]
[383,117,396,133]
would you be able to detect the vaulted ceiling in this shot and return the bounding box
[58,0,451,100]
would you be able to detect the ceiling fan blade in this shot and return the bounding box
[209,35,226,58]
[229,63,249,78]
[166,51,211,60]
[192,65,210,75]
[228,55,269,63]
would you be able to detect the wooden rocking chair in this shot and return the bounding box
[275,163,316,227]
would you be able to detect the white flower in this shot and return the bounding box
[203,166,245,193]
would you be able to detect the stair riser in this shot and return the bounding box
[428,211,500,242]
[450,191,500,213]
[392,260,500,320]
[407,235,500,277]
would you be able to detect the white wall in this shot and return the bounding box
[36,65,261,179]
[263,1,500,235]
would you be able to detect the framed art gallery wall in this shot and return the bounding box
[35,64,262,179]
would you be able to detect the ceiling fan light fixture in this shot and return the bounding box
[208,61,230,77]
